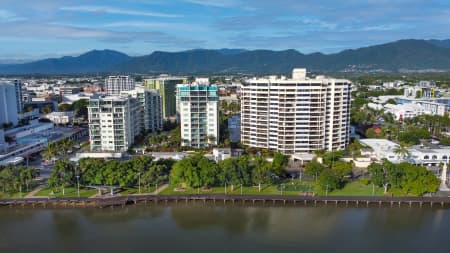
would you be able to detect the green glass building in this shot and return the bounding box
[144,77,187,119]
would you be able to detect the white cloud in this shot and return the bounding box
[60,5,182,18]
[0,9,25,22]
[183,0,237,7]
[0,22,203,47]
[102,21,206,31]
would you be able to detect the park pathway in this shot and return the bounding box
[153,184,168,195]
[90,184,169,198]
[24,185,45,199]
[128,184,169,196]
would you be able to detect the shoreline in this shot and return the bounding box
[1,194,450,209]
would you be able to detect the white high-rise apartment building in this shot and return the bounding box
[241,69,352,154]
[0,82,19,126]
[176,78,219,148]
[105,76,135,95]
[121,87,163,133]
[88,95,141,152]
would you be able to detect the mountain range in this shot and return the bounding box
[2,39,450,75]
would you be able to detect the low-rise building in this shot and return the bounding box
[404,81,438,98]
[369,97,448,120]
[407,146,450,166]
[53,86,81,95]
[45,111,74,124]
[0,141,47,165]
[5,121,54,140]
[212,148,232,162]
[359,138,450,166]
[359,139,402,163]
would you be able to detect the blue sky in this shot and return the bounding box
[1,0,450,61]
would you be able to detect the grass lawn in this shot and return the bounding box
[0,191,32,199]
[160,182,314,196]
[35,187,97,198]
[326,181,385,196]
[118,186,160,195]
[0,185,41,199]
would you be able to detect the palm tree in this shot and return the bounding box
[394,143,409,160]
[60,138,74,156]
[42,142,58,163]
[20,167,37,192]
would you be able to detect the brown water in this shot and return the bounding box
[0,204,449,253]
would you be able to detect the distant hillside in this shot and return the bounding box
[2,39,450,75]
[0,50,131,74]
[427,39,450,49]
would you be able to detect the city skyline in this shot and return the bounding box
[1,0,450,61]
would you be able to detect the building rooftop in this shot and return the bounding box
[359,139,399,154]
[246,69,351,83]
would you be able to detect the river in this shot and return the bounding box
[0,204,449,253]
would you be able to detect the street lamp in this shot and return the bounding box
[240,184,243,195]
[76,175,80,198]
[224,182,227,194]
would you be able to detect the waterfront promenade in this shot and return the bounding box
[1,194,450,209]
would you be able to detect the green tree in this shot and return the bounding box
[398,126,430,145]
[72,99,88,118]
[318,169,340,193]
[271,152,289,176]
[323,150,344,166]
[48,159,76,195]
[0,167,17,193]
[398,163,440,196]
[59,138,74,156]
[304,160,325,181]
[393,143,409,160]
[220,101,229,112]
[368,162,389,193]
[218,158,250,192]
[41,105,52,114]
[21,167,37,192]
[251,156,273,192]
[169,126,181,147]
[170,155,218,188]
[58,103,73,112]
[42,142,58,163]
[386,98,397,105]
